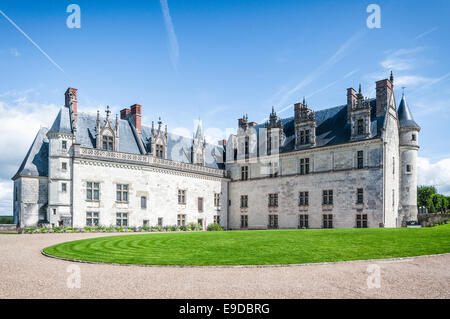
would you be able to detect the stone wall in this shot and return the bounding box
[71,158,229,228]
[227,140,385,229]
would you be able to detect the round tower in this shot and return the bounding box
[397,93,420,226]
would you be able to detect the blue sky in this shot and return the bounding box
[0,0,449,214]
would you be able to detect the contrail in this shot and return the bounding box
[159,0,179,70]
[275,29,365,107]
[0,9,66,74]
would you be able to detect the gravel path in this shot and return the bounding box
[0,233,449,299]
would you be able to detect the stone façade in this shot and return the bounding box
[12,74,420,229]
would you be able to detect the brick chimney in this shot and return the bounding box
[120,108,130,120]
[65,87,78,124]
[376,78,393,116]
[347,87,356,122]
[130,104,142,135]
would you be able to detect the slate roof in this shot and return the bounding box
[12,127,49,180]
[46,108,225,171]
[14,97,393,179]
[251,99,386,153]
[397,94,420,129]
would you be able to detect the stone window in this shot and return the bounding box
[300,158,310,175]
[241,166,249,180]
[322,190,333,205]
[357,119,364,135]
[269,162,279,178]
[116,212,128,227]
[233,148,237,161]
[61,162,67,171]
[116,184,129,202]
[268,193,278,207]
[357,188,364,204]
[198,197,204,212]
[178,190,186,204]
[158,217,163,226]
[143,220,149,227]
[86,212,99,226]
[240,195,248,208]
[299,129,311,145]
[14,187,18,202]
[267,135,272,154]
[102,135,113,151]
[61,183,67,192]
[156,144,164,158]
[412,133,416,141]
[356,214,368,228]
[323,214,333,228]
[240,215,248,229]
[244,136,249,157]
[86,182,100,201]
[141,196,147,209]
[406,164,412,173]
[214,215,220,224]
[177,214,186,227]
[393,157,395,175]
[214,193,220,207]
[299,191,309,206]
[268,215,279,229]
[62,140,67,150]
[52,208,57,215]
[357,151,364,169]
[392,189,395,207]
[299,215,309,229]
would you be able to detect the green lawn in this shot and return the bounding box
[43,224,450,266]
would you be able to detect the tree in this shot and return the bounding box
[427,198,436,213]
[417,186,437,207]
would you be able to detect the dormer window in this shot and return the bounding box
[299,130,310,145]
[102,135,113,151]
[156,144,164,158]
[357,119,364,135]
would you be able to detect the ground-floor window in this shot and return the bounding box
[158,217,163,226]
[214,215,220,224]
[116,212,128,227]
[198,218,203,226]
[323,214,333,228]
[299,214,309,228]
[86,212,99,226]
[240,215,248,229]
[268,214,279,229]
[356,214,368,228]
[177,214,186,227]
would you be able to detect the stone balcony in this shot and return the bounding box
[74,145,229,179]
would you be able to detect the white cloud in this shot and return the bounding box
[418,157,450,195]
[9,48,20,57]
[0,179,13,215]
[380,58,414,71]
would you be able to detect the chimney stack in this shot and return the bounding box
[130,104,142,135]
[347,87,356,122]
[65,87,78,126]
[120,108,131,120]
[376,78,393,116]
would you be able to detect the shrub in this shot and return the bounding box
[207,223,223,231]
